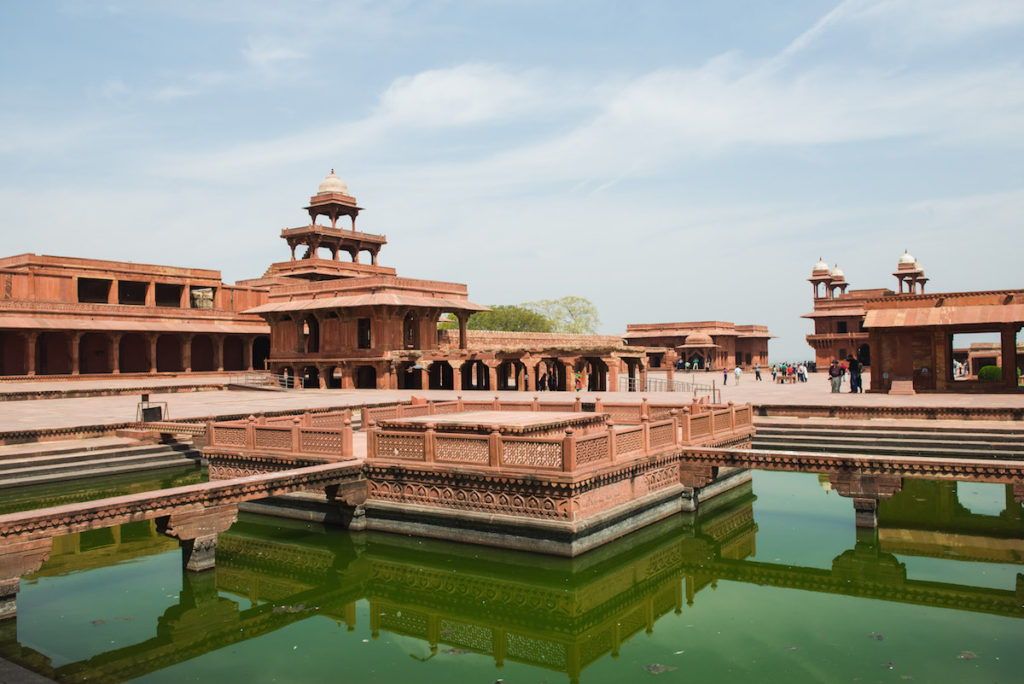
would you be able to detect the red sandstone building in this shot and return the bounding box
[623,321,772,370]
[0,254,269,377]
[805,252,1023,392]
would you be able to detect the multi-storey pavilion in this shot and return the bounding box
[805,252,1024,392]
[245,173,648,391]
[0,254,269,377]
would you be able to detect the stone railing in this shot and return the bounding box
[367,401,754,476]
[205,409,355,460]
[365,396,752,437]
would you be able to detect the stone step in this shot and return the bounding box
[750,437,1024,459]
[752,431,1022,451]
[0,443,196,473]
[0,457,200,490]
[0,436,140,461]
[753,421,1024,438]
[0,442,201,490]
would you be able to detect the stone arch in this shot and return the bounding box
[156,334,183,372]
[191,335,215,372]
[583,357,609,392]
[119,333,149,374]
[497,359,527,391]
[396,361,423,390]
[79,333,111,374]
[325,365,343,389]
[355,365,377,389]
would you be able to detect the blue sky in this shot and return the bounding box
[2,0,1022,359]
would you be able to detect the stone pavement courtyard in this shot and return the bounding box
[0,370,1022,434]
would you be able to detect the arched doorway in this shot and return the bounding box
[326,365,342,389]
[428,361,454,390]
[79,333,111,374]
[396,361,423,389]
[119,333,149,373]
[156,334,182,372]
[355,365,377,389]
[540,359,566,391]
[497,359,526,391]
[222,336,244,371]
[252,336,270,371]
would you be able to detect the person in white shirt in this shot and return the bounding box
[734,365,742,385]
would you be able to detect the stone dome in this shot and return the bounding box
[684,332,714,347]
[316,169,349,196]
[812,257,829,272]
[830,265,845,278]
[898,250,916,265]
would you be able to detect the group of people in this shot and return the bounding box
[828,356,864,393]
[536,371,587,391]
[770,363,808,382]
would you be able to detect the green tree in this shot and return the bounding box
[523,296,601,335]
[440,305,555,332]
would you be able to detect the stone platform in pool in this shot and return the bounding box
[361,403,754,556]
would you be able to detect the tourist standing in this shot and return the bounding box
[771,365,778,382]
[798,363,807,383]
[538,372,547,391]
[722,367,728,385]
[734,365,742,385]
[754,364,762,381]
[847,356,862,393]
[828,360,843,393]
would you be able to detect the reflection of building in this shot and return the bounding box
[623,321,772,370]
[805,252,1024,391]
[0,255,271,376]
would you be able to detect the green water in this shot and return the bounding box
[0,465,206,514]
[4,471,1023,683]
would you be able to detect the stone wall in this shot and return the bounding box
[438,329,624,350]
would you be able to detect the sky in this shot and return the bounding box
[1,0,1023,360]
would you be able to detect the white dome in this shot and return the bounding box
[914,260,923,271]
[830,265,844,278]
[812,257,829,272]
[316,169,349,196]
[898,250,916,265]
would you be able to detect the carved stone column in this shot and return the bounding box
[829,472,902,528]
[110,333,121,374]
[213,334,224,372]
[181,333,193,373]
[148,333,158,373]
[24,331,37,376]
[156,504,238,572]
[70,331,82,376]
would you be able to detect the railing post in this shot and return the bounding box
[291,417,301,453]
[257,411,266,425]
[594,397,604,413]
[205,420,215,447]
[532,395,540,412]
[729,401,736,431]
[489,429,502,468]
[561,428,577,472]
[246,415,256,449]
[681,411,691,444]
[708,409,716,439]
[424,424,436,463]
[641,416,650,453]
[397,405,404,418]
[670,409,680,446]
[457,395,464,412]
[641,397,649,421]
[303,410,312,427]
[366,419,377,458]
[494,395,501,410]
[574,396,582,412]
[342,415,353,459]
[607,420,617,462]
[428,402,435,415]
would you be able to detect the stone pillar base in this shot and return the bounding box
[853,498,878,528]
[181,535,218,572]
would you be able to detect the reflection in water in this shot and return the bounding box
[3,477,1024,683]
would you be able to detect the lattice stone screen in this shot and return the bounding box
[436,436,489,463]
[649,423,675,448]
[213,426,246,447]
[576,435,609,466]
[301,429,342,454]
[503,440,562,469]
[377,434,425,460]
[616,429,643,455]
[254,427,291,450]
